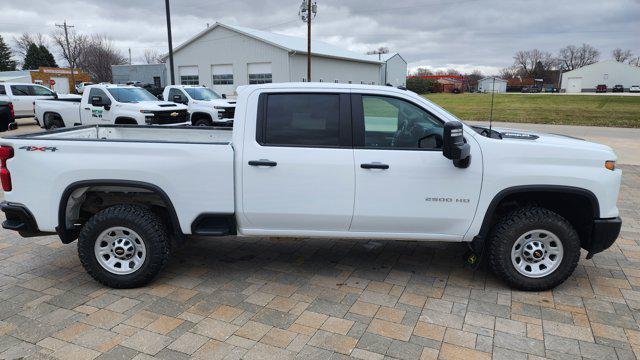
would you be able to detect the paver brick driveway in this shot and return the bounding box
[0,165,639,360]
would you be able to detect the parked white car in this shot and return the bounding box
[34,84,189,129]
[0,82,80,118]
[163,85,236,126]
[0,83,622,291]
[630,85,640,93]
[75,82,94,94]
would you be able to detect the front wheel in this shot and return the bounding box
[488,207,581,291]
[77,204,170,288]
[193,118,213,127]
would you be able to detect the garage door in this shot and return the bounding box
[248,62,272,84]
[566,77,582,93]
[179,66,199,85]
[51,77,70,94]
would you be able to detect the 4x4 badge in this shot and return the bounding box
[19,146,58,152]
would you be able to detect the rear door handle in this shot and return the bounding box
[248,159,277,167]
[361,162,389,170]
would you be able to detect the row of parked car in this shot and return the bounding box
[596,84,640,93]
[0,82,237,131]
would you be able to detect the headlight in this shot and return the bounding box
[140,110,154,114]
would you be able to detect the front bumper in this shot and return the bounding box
[0,201,52,237]
[584,217,622,258]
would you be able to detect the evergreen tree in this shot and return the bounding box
[22,43,40,69]
[0,35,17,71]
[39,45,58,67]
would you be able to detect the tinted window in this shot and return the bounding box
[361,95,443,150]
[168,88,185,102]
[10,85,30,96]
[89,88,110,104]
[264,94,341,146]
[107,88,157,102]
[31,85,55,96]
[185,88,221,100]
[0,85,5,95]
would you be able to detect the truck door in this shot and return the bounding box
[82,88,113,125]
[241,92,355,232]
[8,85,34,117]
[349,93,482,239]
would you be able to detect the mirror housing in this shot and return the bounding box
[443,121,471,168]
[221,94,227,99]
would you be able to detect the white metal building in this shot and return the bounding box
[561,60,640,93]
[478,77,507,93]
[165,22,384,96]
[367,53,407,87]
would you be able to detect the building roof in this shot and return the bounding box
[562,59,640,75]
[479,76,507,83]
[167,22,383,64]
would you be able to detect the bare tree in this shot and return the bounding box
[366,46,389,55]
[412,67,433,76]
[77,35,127,82]
[499,66,518,79]
[143,48,165,64]
[557,44,600,70]
[513,49,556,76]
[52,27,87,72]
[13,33,47,58]
[629,57,640,67]
[612,48,633,63]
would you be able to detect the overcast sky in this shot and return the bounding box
[1,0,639,75]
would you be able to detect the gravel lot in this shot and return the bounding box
[0,122,639,359]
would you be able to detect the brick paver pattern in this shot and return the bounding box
[1,165,639,359]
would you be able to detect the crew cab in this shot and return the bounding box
[0,82,79,118]
[34,84,189,129]
[163,85,236,126]
[0,83,622,291]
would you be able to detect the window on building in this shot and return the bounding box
[261,93,341,147]
[301,77,307,82]
[213,74,233,85]
[334,80,339,83]
[212,64,233,85]
[248,73,272,84]
[180,76,199,85]
[153,77,161,87]
[360,95,444,150]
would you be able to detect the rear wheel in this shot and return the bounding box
[77,204,170,288]
[488,206,581,291]
[46,117,64,130]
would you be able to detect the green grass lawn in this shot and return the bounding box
[423,93,640,128]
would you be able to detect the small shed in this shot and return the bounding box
[478,77,507,93]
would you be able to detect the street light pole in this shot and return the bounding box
[165,0,175,85]
[300,1,317,82]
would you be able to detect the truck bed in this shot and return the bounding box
[8,124,233,144]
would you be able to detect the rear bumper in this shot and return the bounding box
[0,201,52,237]
[584,217,622,258]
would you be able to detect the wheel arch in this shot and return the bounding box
[43,112,64,128]
[57,180,184,244]
[114,117,139,125]
[190,112,213,125]
[472,185,599,252]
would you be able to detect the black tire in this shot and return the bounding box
[488,206,580,291]
[77,204,170,288]
[46,118,64,130]
[193,118,213,126]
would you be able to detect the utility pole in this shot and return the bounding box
[128,48,132,65]
[165,0,176,85]
[299,0,317,81]
[55,20,76,93]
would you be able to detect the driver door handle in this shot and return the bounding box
[249,160,277,167]
[84,107,90,110]
[361,163,389,170]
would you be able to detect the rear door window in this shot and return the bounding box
[10,85,31,96]
[259,93,343,147]
[0,85,5,95]
[30,85,55,96]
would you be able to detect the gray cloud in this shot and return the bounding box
[1,0,638,74]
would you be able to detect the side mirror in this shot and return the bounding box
[443,121,471,168]
[221,94,227,99]
[90,96,102,107]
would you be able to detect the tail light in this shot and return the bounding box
[9,103,14,119]
[0,146,14,191]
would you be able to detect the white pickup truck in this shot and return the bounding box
[0,83,622,291]
[0,82,80,118]
[163,85,236,126]
[34,84,189,129]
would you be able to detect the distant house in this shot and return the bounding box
[561,60,640,93]
[367,53,407,87]
[112,64,167,87]
[478,77,507,93]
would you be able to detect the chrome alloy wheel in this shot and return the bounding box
[94,227,146,275]
[511,229,564,278]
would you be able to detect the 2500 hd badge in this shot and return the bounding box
[425,196,470,203]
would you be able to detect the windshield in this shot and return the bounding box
[184,87,221,101]
[107,87,157,103]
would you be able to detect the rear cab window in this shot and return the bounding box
[256,93,351,147]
